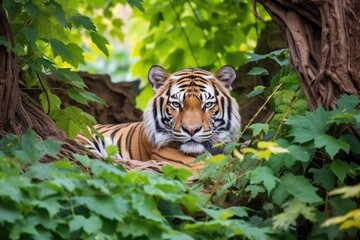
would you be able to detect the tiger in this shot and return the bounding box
[75,65,241,173]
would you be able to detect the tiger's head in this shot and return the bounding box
[144,65,241,156]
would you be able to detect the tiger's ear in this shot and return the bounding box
[148,65,170,90]
[214,65,236,90]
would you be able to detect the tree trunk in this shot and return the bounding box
[253,0,360,111]
[0,4,82,158]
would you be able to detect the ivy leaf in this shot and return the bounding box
[336,94,359,111]
[245,185,265,199]
[286,106,331,143]
[90,31,109,57]
[286,145,310,162]
[329,112,357,125]
[247,85,265,98]
[132,195,164,223]
[314,135,350,160]
[248,166,278,194]
[247,67,269,76]
[271,184,289,206]
[69,215,102,234]
[162,232,194,240]
[309,164,336,190]
[162,165,192,182]
[281,173,323,204]
[12,129,62,163]
[273,199,316,230]
[0,204,22,223]
[75,196,128,221]
[330,160,353,182]
[249,123,269,136]
[32,197,62,218]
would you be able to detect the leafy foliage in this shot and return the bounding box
[322,184,360,230]
[0,130,272,239]
[128,0,271,110]
[2,0,143,139]
[1,0,359,239]
[195,89,360,239]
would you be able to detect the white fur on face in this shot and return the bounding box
[143,69,241,155]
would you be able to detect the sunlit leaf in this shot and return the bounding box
[90,31,109,57]
[273,199,316,230]
[281,173,323,204]
[329,184,360,198]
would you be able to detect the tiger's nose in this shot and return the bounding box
[182,126,202,136]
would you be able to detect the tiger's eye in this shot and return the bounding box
[204,102,214,109]
[171,102,181,108]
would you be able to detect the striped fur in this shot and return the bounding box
[75,66,241,172]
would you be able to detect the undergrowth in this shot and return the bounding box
[0,50,359,239]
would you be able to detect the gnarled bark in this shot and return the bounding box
[253,0,360,111]
[0,4,82,159]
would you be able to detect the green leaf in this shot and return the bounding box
[249,123,269,136]
[286,144,310,162]
[9,219,39,240]
[314,135,350,160]
[162,231,194,240]
[247,85,266,98]
[127,0,145,12]
[245,185,265,199]
[271,184,289,206]
[13,129,62,163]
[330,159,353,182]
[286,106,331,143]
[67,90,89,105]
[75,196,128,221]
[247,67,268,76]
[24,3,39,19]
[69,215,102,234]
[66,43,85,66]
[248,166,278,194]
[59,68,86,88]
[105,145,119,159]
[53,106,96,139]
[23,27,38,43]
[39,91,61,114]
[340,134,360,154]
[32,197,62,218]
[49,39,75,66]
[336,94,359,111]
[273,199,316,230]
[132,195,164,223]
[90,31,109,57]
[162,165,192,182]
[52,3,67,27]
[0,204,22,223]
[281,173,323,204]
[309,164,336,190]
[71,15,96,31]
[329,112,356,125]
